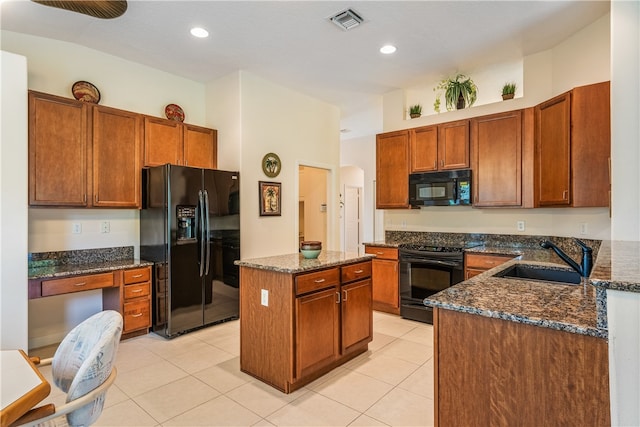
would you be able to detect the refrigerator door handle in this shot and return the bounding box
[204,189,211,276]
[198,189,205,277]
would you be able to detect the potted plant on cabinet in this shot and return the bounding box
[433,74,477,113]
[409,104,422,119]
[502,82,517,100]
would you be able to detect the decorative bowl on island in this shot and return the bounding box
[300,241,322,258]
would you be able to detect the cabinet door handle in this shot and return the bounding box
[562,190,569,200]
[343,290,348,301]
[335,291,341,304]
[131,313,143,318]
[354,269,363,274]
[132,274,143,278]
[314,278,326,283]
[74,282,86,287]
[441,159,445,167]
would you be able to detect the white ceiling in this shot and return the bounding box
[1,0,610,139]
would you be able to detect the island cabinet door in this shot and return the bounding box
[341,279,373,354]
[295,286,340,379]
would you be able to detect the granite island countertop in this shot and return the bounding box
[235,250,374,274]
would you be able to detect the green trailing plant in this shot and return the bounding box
[409,104,422,117]
[502,82,517,96]
[433,74,478,113]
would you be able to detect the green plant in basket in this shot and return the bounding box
[433,74,478,113]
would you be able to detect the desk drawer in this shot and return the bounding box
[341,262,372,284]
[124,282,150,300]
[295,268,340,295]
[123,298,150,333]
[123,267,150,284]
[42,272,114,297]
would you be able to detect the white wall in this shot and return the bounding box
[608,1,640,425]
[205,72,241,172]
[299,166,328,244]
[0,51,28,350]
[376,13,612,241]
[237,72,340,258]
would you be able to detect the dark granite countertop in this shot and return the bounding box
[28,246,153,280]
[590,240,640,293]
[424,258,604,339]
[29,259,153,280]
[235,250,374,274]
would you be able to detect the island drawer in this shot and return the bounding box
[123,298,150,333]
[123,282,151,299]
[41,272,114,297]
[295,268,340,295]
[123,267,150,284]
[364,246,398,260]
[341,261,372,284]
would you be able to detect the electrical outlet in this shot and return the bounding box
[516,220,525,232]
[72,223,82,234]
[101,221,110,233]
[261,289,269,307]
[580,223,588,235]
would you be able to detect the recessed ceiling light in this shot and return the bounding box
[190,27,209,38]
[380,45,397,54]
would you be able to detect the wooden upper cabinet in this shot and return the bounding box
[438,120,470,170]
[376,130,410,209]
[571,81,610,207]
[184,124,217,169]
[410,125,438,172]
[143,117,218,169]
[535,91,571,206]
[29,91,89,206]
[471,110,522,207]
[92,105,142,208]
[535,81,610,208]
[410,121,469,173]
[143,116,183,166]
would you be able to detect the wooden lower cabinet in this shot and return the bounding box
[365,246,399,314]
[434,309,610,427]
[464,253,514,279]
[240,261,373,393]
[120,266,152,335]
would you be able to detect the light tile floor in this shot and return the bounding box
[32,311,434,426]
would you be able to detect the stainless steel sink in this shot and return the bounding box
[492,264,582,284]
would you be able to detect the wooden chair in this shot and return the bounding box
[12,310,123,427]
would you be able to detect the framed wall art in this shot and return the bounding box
[259,181,281,216]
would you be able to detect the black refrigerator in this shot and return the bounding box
[140,164,240,338]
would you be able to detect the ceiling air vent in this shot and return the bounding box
[329,8,364,31]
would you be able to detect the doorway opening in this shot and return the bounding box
[298,165,329,248]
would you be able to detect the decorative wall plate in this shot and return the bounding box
[72,81,100,103]
[262,152,281,178]
[165,104,185,122]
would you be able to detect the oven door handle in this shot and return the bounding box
[401,257,461,268]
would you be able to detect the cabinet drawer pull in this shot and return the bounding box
[131,289,143,293]
[74,282,86,287]
[131,313,143,318]
[376,251,384,255]
[314,278,326,283]
[354,269,364,274]
[132,274,143,278]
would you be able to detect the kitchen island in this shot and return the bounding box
[235,251,374,393]
[425,257,610,426]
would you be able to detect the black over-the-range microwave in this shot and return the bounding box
[409,169,472,207]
